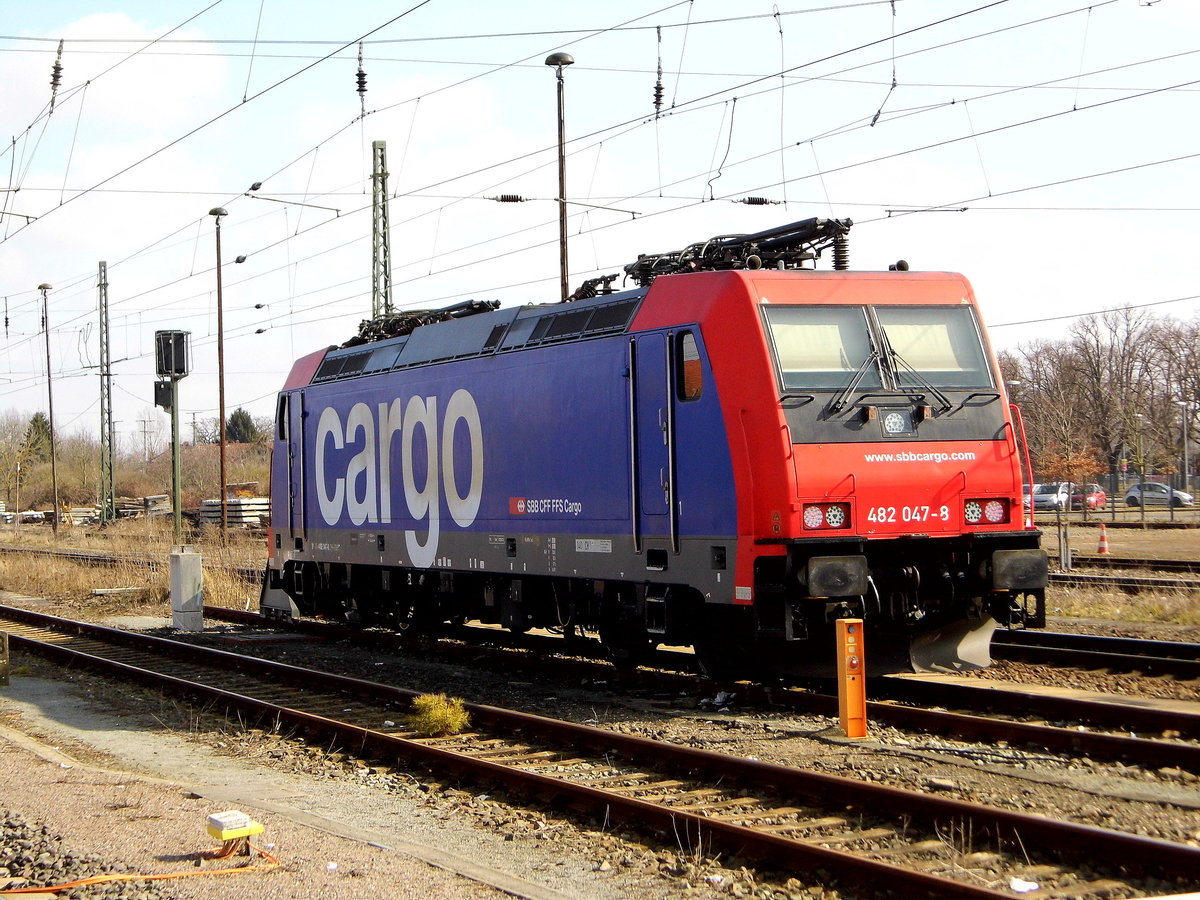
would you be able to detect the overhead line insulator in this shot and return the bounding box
[356,42,367,119]
[49,39,64,112]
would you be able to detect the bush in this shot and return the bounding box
[408,693,469,737]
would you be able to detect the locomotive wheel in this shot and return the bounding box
[371,594,419,632]
[599,587,653,672]
[600,619,652,672]
[693,640,760,682]
[693,607,760,682]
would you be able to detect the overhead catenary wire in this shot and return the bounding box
[0,0,1132,283]
[7,43,1191,344]
[9,53,1190,376]
[242,0,267,102]
[0,0,439,245]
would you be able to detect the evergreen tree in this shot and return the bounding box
[226,407,262,443]
[23,412,51,462]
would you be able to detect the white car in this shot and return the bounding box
[1124,482,1194,507]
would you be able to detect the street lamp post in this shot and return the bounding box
[545,51,574,302]
[209,208,229,543]
[38,283,60,536]
[1177,400,1191,499]
[1135,413,1147,525]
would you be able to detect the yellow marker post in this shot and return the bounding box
[836,618,868,738]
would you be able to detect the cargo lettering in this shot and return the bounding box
[315,389,483,568]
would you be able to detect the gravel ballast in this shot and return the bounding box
[1,806,171,900]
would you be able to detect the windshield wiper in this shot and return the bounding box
[828,350,882,413]
[888,350,953,412]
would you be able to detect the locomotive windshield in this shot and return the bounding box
[764,304,992,391]
[875,306,992,389]
[763,306,881,390]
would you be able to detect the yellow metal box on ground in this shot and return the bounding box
[205,810,264,841]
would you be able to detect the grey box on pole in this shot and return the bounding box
[170,546,204,631]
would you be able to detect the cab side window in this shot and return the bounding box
[276,395,289,442]
[676,332,703,401]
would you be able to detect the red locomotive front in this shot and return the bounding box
[636,263,1046,675]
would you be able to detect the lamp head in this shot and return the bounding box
[209,207,228,217]
[545,52,574,68]
[37,283,52,291]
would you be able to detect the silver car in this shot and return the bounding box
[1032,482,1071,511]
[1124,482,1194,507]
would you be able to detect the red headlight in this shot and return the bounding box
[802,503,851,530]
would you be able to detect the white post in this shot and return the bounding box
[170,545,204,631]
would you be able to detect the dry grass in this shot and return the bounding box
[0,517,263,615]
[1047,586,1200,627]
[1,516,267,567]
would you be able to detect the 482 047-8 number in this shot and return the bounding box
[866,505,951,523]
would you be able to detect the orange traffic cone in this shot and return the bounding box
[1097,523,1111,554]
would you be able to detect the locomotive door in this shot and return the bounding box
[287,390,306,538]
[630,334,675,550]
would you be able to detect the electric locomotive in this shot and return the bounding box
[261,218,1047,679]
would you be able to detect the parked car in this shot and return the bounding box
[1022,484,1035,510]
[1071,483,1107,510]
[1032,482,1072,511]
[1124,482,1194,507]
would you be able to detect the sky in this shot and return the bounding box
[2,0,1198,454]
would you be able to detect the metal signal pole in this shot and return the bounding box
[209,208,229,543]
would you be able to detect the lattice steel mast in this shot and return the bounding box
[371,140,393,318]
[98,261,115,525]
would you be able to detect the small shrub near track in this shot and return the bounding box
[408,694,470,737]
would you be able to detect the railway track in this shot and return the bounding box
[1048,569,1200,593]
[201,606,1200,775]
[7,543,1200,770]
[2,604,1198,899]
[1064,555,1200,575]
[992,629,1200,679]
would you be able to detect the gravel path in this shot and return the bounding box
[0,671,722,900]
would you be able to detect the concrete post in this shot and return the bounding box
[170,545,204,631]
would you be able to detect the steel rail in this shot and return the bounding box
[2,603,1200,897]
[1049,571,1200,592]
[1062,556,1200,575]
[872,677,1200,740]
[996,629,1200,660]
[992,633,1200,679]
